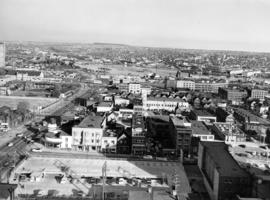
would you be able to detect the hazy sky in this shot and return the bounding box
[1,0,270,52]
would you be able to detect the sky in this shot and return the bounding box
[1,0,270,52]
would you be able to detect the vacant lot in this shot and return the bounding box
[0,96,59,111]
[80,64,177,77]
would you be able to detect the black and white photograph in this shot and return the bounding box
[0,0,270,199]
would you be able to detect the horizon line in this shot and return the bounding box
[3,39,270,55]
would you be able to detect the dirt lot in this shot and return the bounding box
[0,96,59,111]
[79,64,177,77]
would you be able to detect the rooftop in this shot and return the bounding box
[98,102,112,107]
[170,116,191,127]
[213,122,245,136]
[192,109,215,117]
[201,141,250,177]
[190,120,210,135]
[234,108,270,124]
[77,115,104,128]
[147,96,185,102]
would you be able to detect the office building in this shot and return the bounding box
[169,116,192,157]
[198,142,251,200]
[131,113,146,155]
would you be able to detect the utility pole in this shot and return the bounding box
[102,160,107,200]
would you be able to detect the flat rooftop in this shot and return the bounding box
[190,120,210,135]
[192,109,215,117]
[98,102,112,107]
[170,116,191,127]
[234,108,270,124]
[201,141,250,177]
[77,115,104,128]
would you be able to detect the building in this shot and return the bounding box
[198,142,251,200]
[72,116,106,151]
[190,110,217,125]
[131,113,146,155]
[144,96,189,112]
[191,121,214,141]
[0,43,5,68]
[117,83,129,93]
[250,89,268,101]
[176,70,190,79]
[101,130,117,153]
[169,116,192,157]
[212,122,246,143]
[195,79,228,93]
[176,80,195,90]
[218,88,248,105]
[129,83,141,94]
[96,102,113,113]
[233,107,270,131]
[114,96,130,106]
[190,120,214,156]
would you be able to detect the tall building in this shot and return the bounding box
[0,42,5,68]
[198,142,251,200]
[169,116,192,157]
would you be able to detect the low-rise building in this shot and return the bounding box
[198,141,251,200]
[195,79,228,93]
[212,122,246,143]
[191,120,214,141]
[250,89,268,101]
[190,109,217,124]
[97,102,113,113]
[176,80,195,90]
[129,83,141,94]
[72,116,106,151]
[144,96,189,112]
[101,130,117,153]
[219,88,248,105]
[233,107,270,131]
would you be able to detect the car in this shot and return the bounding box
[238,144,246,148]
[259,145,267,150]
[7,142,14,147]
[143,155,153,159]
[16,133,23,137]
[31,148,42,152]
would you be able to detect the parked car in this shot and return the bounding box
[31,148,42,152]
[143,155,153,159]
[238,144,246,148]
[7,142,14,147]
[16,133,23,137]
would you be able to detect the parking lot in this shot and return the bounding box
[12,156,191,197]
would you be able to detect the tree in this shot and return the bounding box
[17,101,30,115]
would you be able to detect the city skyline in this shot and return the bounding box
[1,0,270,52]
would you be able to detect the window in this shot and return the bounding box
[91,140,94,143]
